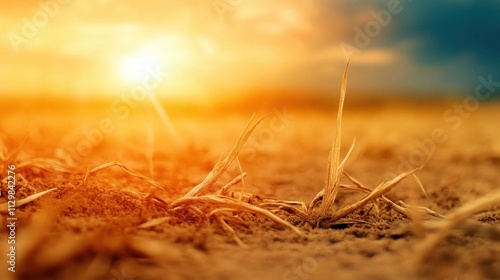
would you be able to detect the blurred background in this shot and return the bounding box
[1,0,499,109]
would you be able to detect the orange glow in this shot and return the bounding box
[0,1,454,103]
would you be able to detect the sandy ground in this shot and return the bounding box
[1,100,500,280]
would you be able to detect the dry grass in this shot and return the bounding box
[1,61,442,245]
[249,61,438,229]
[319,61,350,215]
[127,61,444,243]
[0,135,71,213]
[82,161,169,194]
[0,188,57,213]
[3,62,499,280]
[183,113,269,197]
[136,112,305,243]
[416,189,500,264]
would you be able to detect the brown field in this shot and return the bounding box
[1,97,500,280]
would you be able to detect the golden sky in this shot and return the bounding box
[1,0,499,102]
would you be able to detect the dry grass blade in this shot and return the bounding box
[411,174,428,198]
[146,117,155,178]
[172,195,304,237]
[147,90,176,136]
[261,199,308,212]
[342,171,441,219]
[184,113,270,197]
[208,207,239,217]
[330,166,421,221]
[259,198,309,220]
[4,134,29,163]
[339,138,356,169]
[82,161,168,193]
[236,156,246,200]
[338,184,441,219]
[416,189,500,264]
[397,201,443,219]
[219,173,247,196]
[260,202,310,221]
[138,217,171,229]
[309,188,325,210]
[0,188,57,213]
[121,187,149,200]
[17,158,76,173]
[169,205,206,221]
[320,60,350,214]
[310,139,355,210]
[216,214,248,247]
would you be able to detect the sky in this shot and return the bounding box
[1,0,499,103]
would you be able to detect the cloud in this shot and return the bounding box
[388,1,500,61]
[2,0,498,99]
[380,0,500,95]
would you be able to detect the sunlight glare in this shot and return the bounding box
[121,53,160,83]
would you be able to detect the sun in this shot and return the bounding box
[120,52,160,83]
